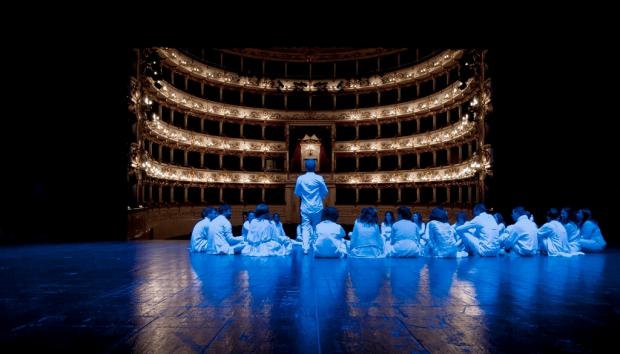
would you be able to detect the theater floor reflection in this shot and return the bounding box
[1,241,618,352]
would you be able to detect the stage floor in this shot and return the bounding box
[1,241,619,353]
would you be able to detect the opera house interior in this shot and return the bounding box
[0,46,617,353]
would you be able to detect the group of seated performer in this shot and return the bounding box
[191,202,607,258]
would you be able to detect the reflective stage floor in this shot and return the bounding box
[1,241,619,353]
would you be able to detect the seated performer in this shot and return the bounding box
[313,207,348,258]
[242,211,256,241]
[577,208,607,253]
[242,203,292,256]
[538,208,582,256]
[427,207,468,258]
[389,206,423,257]
[349,207,385,258]
[560,207,582,253]
[456,203,501,257]
[503,207,539,256]
[205,204,246,255]
[189,207,218,252]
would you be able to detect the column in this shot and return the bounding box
[447,110,451,125]
[200,82,204,97]
[416,119,421,133]
[284,94,288,110]
[432,187,437,203]
[240,122,244,138]
[261,155,265,170]
[219,187,223,203]
[432,114,437,129]
[170,186,175,203]
[200,187,205,203]
[200,152,204,168]
[284,62,288,77]
[158,145,162,162]
[397,87,401,102]
[416,153,421,168]
[447,148,451,164]
[183,114,188,129]
[416,83,420,97]
[458,186,463,203]
[397,120,401,136]
[397,187,402,202]
[377,91,381,105]
[356,94,359,108]
[219,120,223,135]
[333,94,337,110]
[148,141,153,156]
[184,187,188,203]
[262,93,265,107]
[158,185,163,203]
[200,118,204,132]
[219,154,223,169]
[432,151,437,166]
[262,188,266,202]
[377,155,381,170]
[446,186,451,203]
[416,187,421,202]
[170,109,174,125]
[240,89,244,105]
[432,77,436,91]
[468,142,472,158]
[355,188,359,204]
[356,156,359,171]
[261,124,266,139]
[184,76,188,91]
[446,71,450,85]
[240,188,244,203]
[377,188,382,203]
[468,185,473,203]
[397,153,402,169]
[355,124,359,139]
[148,184,153,204]
[169,148,174,164]
[240,155,244,170]
[458,105,462,118]
[184,150,188,166]
[219,87,223,102]
[158,104,162,121]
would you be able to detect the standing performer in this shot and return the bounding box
[294,159,328,254]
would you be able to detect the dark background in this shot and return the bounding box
[1,36,617,245]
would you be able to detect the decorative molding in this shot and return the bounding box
[145,78,475,122]
[334,119,476,153]
[157,48,463,93]
[143,119,287,154]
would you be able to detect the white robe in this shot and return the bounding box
[313,220,347,258]
[457,212,501,257]
[380,222,392,252]
[427,220,467,258]
[504,215,538,256]
[349,221,384,258]
[579,220,606,253]
[538,220,580,256]
[206,215,245,255]
[189,217,210,252]
[389,219,423,257]
[242,219,292,256]
[563,221,581,253]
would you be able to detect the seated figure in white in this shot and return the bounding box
[189,207,218,252]
[313,207,348,258]
[241,211,256,241]
[577,208,606,253]
[389,206,423,257]
[242,203,292,257]
[456,203,501,257]
[538,208,583,256]
[503,207,539,256]
[380,211,395,254]
[560,207,582,253]
[349,207,385,258]
[427,207,468,258]
[205,204,246,255]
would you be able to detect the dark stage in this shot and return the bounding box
[1,241,618,352]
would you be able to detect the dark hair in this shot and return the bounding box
[578,208,592,223]
[473,203,487,214]
[321,207,339,222]
[218,204,231,214]
[456,211,468,222]
[383,211,394,226]
[358,207,378,225]
[512,206,527,218]
[255,203,271,220]
[547,208,559,220]
[397,206,412,220]
[493,212,504,224]
[429,207,448,223]
[412,211,423,225]
[201,208,210,218]
[560,207,576,223]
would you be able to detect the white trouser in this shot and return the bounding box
[301,209,322,252]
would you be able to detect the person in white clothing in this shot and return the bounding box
[206,204,246,255]
[380,211,395,253]
[389,206,423,257]
[314,207,348,258]
[560,207,582,253]
[242,204,292,256]
[427,207,468,258]
[189,207,218,252]
[577,208,606,253]
[504,207,539,256]
[349,207,385,258]
[538,208,582,256]
[241,211,255,241]
[456,203,501,257]
[295,159,328,254]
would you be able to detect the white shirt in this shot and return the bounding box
[294,172,328,213]
[505,215,538,255]
[391,219,419,243]
[190,217,211,252]
[538,219,570,255]
[207,214,243,254]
